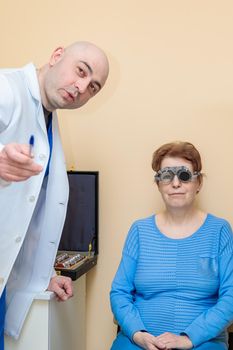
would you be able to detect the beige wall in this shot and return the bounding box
[1,1,233,349]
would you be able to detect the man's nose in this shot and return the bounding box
[74,78,91,94]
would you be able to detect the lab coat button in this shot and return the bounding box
[15,236,22,243]
[29,195,36,202]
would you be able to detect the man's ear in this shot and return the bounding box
[49,47,65,66]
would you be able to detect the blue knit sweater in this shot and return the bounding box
[110,214,233,348]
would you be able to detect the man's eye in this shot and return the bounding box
[89,83,98,94]
[78,67,85,77]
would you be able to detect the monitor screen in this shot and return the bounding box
[58,171,98,253]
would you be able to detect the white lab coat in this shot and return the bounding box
[0,64,69,338]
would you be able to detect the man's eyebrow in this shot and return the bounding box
[80,60,93,74]
[80,60,102,90]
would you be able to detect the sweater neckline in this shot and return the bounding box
[151,213,210,241]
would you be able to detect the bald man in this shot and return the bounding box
[0,41,109,345]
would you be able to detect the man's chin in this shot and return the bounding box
[53,96,90,110]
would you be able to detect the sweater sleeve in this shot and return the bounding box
[184,221,233,347]
[110,222,147,340]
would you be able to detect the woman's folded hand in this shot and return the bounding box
[133,331,168,350]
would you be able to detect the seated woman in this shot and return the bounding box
[110,141,233,350]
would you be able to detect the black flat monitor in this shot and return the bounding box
[57,171,99,280]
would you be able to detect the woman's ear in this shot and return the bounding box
[155,180,161,192]
[49,47,65,66]
[196,178,203,194]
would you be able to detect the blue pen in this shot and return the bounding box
[29,135,35,156]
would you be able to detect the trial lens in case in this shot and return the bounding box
[55,171,99,280]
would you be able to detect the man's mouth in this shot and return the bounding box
[62,89,78,102]
[67,92,75,101]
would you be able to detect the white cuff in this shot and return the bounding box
[0,143,11,187]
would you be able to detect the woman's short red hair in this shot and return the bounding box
[152,141,202,174]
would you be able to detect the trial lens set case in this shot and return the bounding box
[54,171,99,281]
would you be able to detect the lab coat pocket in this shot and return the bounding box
[198,255,218,279]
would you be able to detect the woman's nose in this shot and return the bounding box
[171,175,181,187]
